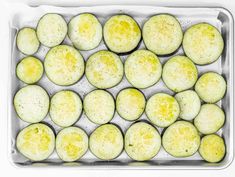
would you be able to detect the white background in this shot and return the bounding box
[0,0,234,176]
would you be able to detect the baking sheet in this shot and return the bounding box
[9,5,234,169]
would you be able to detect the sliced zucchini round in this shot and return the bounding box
[16,123,55,161]
[199,134,225,163]
[16,56,43,84]
[89,124,123,160]
[68,13,102,50]
[85,50,123,89]
[162,121,200,157]
[14,85,49,123]
[16,27,40,55]
[36,13,67,47]
[175,90,201,120]
[146,93,180,127]
[195,72,226,103]
[116,88,146,121]
[124,49,162,89]
[183,23,224,65]
[162,55,198,92]
[125,122,161,161]
[194,104,225,134]
[103,15,141,53]
[44,45,84,86]
[49,91,82,127]
[143,14,183,55]
[84,90,115,124]
[56,127,88,162]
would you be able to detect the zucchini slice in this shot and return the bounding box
[194,104,225,134]
[16,56,43,84]
[146,93,180,127]
[89,124,123,160]
[14,85,49,123]
[16,27,40,55]
[183,23,224,65]
[16,123,55,161]
[162,121,200,157]
[103,15,141,53]
[162,55,198,92]
[195,72,226,103]
[68,13,102,50]
[44,45,84,86]
[143,14,183,55]
[199,134,225,163]
[125,122,161,161]
[124,49,162,89]
[175,90,201,120]
[36,13,67,47]
[50,90,82,127]
[116,88,146,121]
[85,50,123,89]
[56,127,88,162]
[84,90,115,124]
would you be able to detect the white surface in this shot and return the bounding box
[0,0,235,176]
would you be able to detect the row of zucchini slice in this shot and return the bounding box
[14,12,226,164]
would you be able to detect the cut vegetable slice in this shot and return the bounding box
[50,91,82,127]
[162,55,198,92]
[84,90,115,124]
[14,85,49,123]
[68,13,102,50]
[146,93,180,127]
[183,23,224,65]
[85,50,123,89]
[116,88,146,121]
[125,122,161,161]
[16,123,55,161]
[36,13,67,47]
[199,134,225,163]
[16,27,40,55]
[175,90,201,120]
[143,14,183,55]
[56,127,88,162]
[89,124,123,160]
[16,56,43,84]
[162,121,200,157]
[44,45,84,86]
[124,49,162,89]
[195,72,226,103]
[194,104,225,134]
[103,15,141,53]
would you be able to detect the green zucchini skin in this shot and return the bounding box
[124,49,162,89]
[49,90,83,127]
[68,13,102,51]
[183,23,224,65]
[36,13,67,47]
[162,55,198,92]
[194,104,225,134]
[143,14,183,55]
[199,134,226,163]
[162,121,200,158]
[16,27,40,55]
[195,72,226,103]
[14,85,50,123]
[56,127,88,162]
[89,124,124,160]
[16,56,44,84]
[125,121,161,161]
[16,123,55,161]
[103,14,141,54]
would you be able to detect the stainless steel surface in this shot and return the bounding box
[9,5,234,169]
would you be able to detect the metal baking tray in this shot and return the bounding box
[8,5,234,169]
